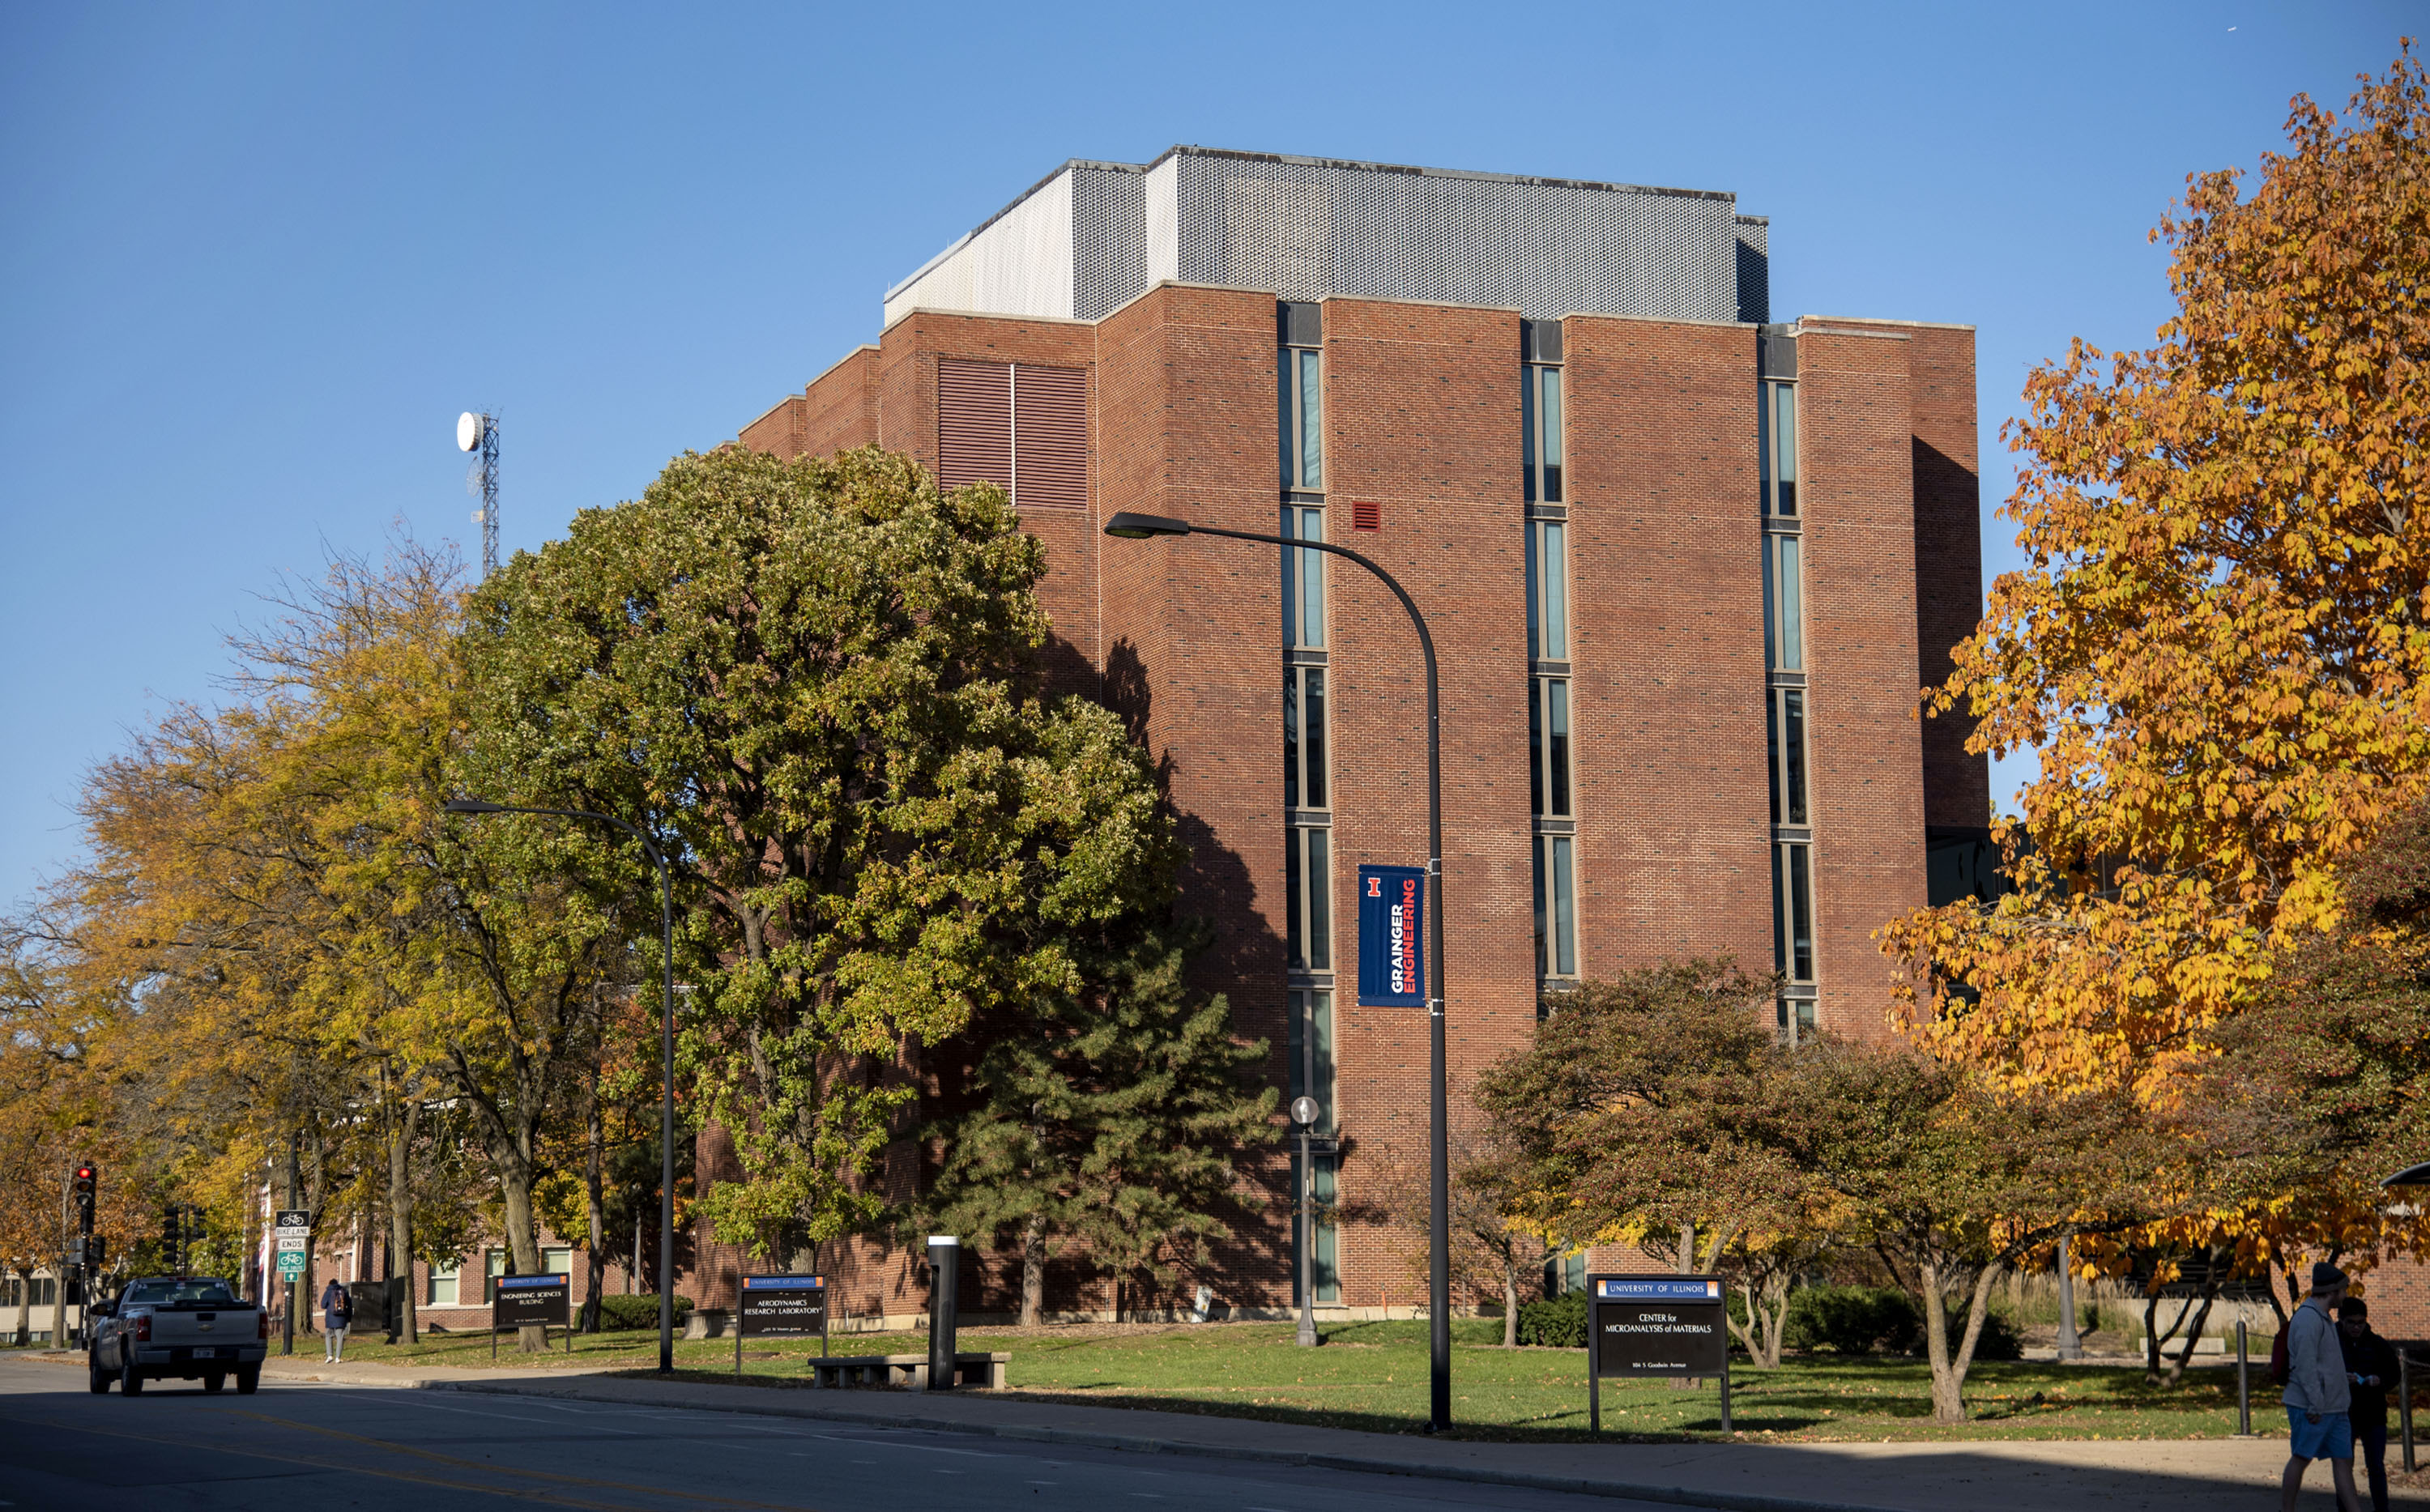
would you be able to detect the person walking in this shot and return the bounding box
[2282,1262,2364,1512]
[2339,1297,2398,1512]
[319,1278,352,1364]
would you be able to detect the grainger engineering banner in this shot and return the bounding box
[1356,864,1426,1007]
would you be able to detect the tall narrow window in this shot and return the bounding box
[1772,841,1815,983]
[1285,986,1340,1304]
[1282,505,1325,650]
[1533,835,1578,978]
[1286,825,1332,971]
[1525,520,1568,661]
[1285,666,1328,810]
[1529,678,1571,819]
[1524,364,1564,503]
[1763,534,1803,671]
[1761,381,1797,517]
[1281,309,1323,490]
[1767,687,1808,827]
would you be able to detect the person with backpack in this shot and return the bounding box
[2279,1262,2364,1512]
[319,1278,352,1364]
[2340,1297,2398,1512]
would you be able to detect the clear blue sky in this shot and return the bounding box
[1,1,2413,909]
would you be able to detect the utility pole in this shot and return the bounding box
[283,1132,299,1357]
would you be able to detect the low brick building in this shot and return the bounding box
[722,147,1991,1323]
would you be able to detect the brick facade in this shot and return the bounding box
[720,282,1984,1322]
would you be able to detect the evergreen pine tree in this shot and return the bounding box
[922,921,1275,1325]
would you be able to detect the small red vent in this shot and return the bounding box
[1351,500,1381,530]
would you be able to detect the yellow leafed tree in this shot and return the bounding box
[1889,47,2430,1100]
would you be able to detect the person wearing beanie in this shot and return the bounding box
[2339,1297,2398,1512]
[2280,1261,2362,1512]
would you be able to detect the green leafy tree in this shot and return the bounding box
[458,446,1181,1263]
[919,922,1274,1325]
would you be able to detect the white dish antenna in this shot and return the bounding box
[457,411,484,453]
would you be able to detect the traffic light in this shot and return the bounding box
[71,1164,96,1229]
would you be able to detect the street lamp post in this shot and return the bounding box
[1290,1095,1321,1348]
[443,797,679,1375]
[1102,510,1454,1432]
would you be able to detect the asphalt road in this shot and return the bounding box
[0,1361,1690,1512]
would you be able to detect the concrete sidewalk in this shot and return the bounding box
[420,1369,2428,1512]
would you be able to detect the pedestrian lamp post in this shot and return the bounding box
[443,798,679,1376]
[1291,1095,1322,1348]
[1102,510,1455,1432]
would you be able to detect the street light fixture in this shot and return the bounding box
[442,796,680,1375]
[1290,1095,1321,1349]
[1100,509,1455,1432]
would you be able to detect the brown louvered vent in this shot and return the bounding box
[1352,500,1381,530]
[936,358,1089,512]
[937,358,1012,495]
[1012,364,1087,510]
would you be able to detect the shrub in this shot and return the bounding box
[1784,1286,1922,1355]
[594,1293,694,1332]
[1517,1291,1588,1348]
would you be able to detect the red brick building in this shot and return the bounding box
[723,147,1990,1322]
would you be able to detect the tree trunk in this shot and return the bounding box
[51,1265,66,1348]
[2161,1283,2219,1384]
[583,1072,606,1336]
[386,1086,420,1345]
[1920,1256,2004,1425]
[1503,1259,1520,1349]
[494,1140,547,1352]
[1019,1216,1044,1329]
[13,1267,28,1346]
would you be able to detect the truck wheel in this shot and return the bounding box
[88,1356,110,1394]
[120,1357,143,1395]
[235,1363,260,1395]
[202,1372,225,1393]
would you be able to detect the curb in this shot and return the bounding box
[431,1376,1913,1512]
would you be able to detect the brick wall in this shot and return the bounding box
[1564,315,1773,978]
[1798,326,1929,1037]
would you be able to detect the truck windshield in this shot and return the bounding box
[122,1280,239,1306]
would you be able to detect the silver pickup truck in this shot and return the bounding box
[88,1276,267,1395]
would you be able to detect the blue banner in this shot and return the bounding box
[1356,864,1427,1007]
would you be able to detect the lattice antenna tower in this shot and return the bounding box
[458,410,500,577]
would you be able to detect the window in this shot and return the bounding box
[1280,345,1322,489]
[1763,534,1804,671]
[1282,506,1326,650]
[484,1248,510,1303]
[1533,835,1577,978]
[1524,520,1568,661]
[1286,987,1340,1305]
[1773,842,1815,983]
[1767,687,1809,827]
[427,1261,460,1307]
[1285,825,1332,970]
[1761,381,1797,517]
[1523,364,1564,503]
[1529,679,1572,819]
[1777,998,1817,1045]
[542,1246,573,1276]
[1285,667,1328,810]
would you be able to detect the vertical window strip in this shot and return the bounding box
[1533,835,1578,978]
[1288,825,1332,971]
[1780,688,1807,826]
[1285,667,1328,810]
[1541,367,1563,503]
[1773,842,1816,984]
[1283,506,1326,650]
[1774,383,1797,516]
[1765,535,1804,671]
[1298,349,1323,489]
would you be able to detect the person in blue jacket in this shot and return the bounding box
[319,1278,352,1363]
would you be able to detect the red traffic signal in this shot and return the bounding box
[72,1165,96,1220]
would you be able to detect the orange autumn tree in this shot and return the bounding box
[1889,47,2430,1100]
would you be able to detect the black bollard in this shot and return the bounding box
[926,1236,959,1391]
[2236,1320,2251,1436]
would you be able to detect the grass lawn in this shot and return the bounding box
[315,1318,2306,1443]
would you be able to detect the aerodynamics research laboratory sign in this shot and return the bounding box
[1356,864,1426,1007]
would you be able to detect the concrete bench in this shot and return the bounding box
[805,1352,1008,1391]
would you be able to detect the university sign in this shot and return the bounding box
[1355,864,1426,1007]
[1587,1273,1733,1433]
